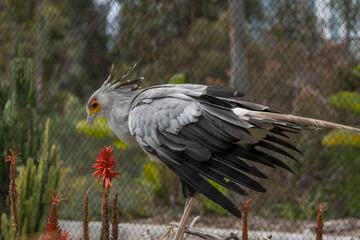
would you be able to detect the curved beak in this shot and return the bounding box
[87,114,95,125]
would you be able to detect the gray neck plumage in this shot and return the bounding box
[105,90,141,145]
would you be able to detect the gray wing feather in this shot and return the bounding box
[129,96,201,138]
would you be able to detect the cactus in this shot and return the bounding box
[0,49,41,224]
[2,119,62,238]
[1,49,63,238]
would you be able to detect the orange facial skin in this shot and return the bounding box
[89,98,101,115]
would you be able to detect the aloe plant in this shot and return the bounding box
[1,50,63,238]
[1,119,62,238]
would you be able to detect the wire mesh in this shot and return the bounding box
[1,0,360,239]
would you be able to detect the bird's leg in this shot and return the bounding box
[174,193,200,240]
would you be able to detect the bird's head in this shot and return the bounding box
[86,88,108,125]
[86,64,143,125]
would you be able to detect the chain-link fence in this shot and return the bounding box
[1,0,360,239]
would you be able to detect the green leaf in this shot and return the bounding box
[328,91,360,114]
[168,73,186,84]
[113,139,127,149]
[322,130,360,146]
[143,162,160,184]
[353,64,360,78]
[75,117,112,138]
[3,100,13,124]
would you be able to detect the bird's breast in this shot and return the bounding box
[106,112,137,146]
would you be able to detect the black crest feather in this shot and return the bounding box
[104,63,143,92]
[110,63,138,87]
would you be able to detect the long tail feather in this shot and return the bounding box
[245,111,360,134]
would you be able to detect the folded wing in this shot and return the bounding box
[128,85,306,218]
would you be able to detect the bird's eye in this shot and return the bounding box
[92,102,98,108]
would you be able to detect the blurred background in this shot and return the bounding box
[1,0,360,239]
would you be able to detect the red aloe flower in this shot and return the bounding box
[43,190,71,240]
[92,145,120,187]
[61,231,71,240]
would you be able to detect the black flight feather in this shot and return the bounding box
[270,127,291,138]
[167,161,243,218]
[180,179,197,198]
[184,159,248,196]
[272,125,301,134]
[196,94,235,108]
[206,160,266,192]
[233,147,276,168]
[213,152,267,179]
[232,100,280,113]
[206,86,244,98]
[179,124,230,151]
[201,110,258,144]
[265,135,302,154]
[201,103,254,129]
[157,128,211,162]
[257,140,297,160]
[196,113,238,143]
[249,148,295,173]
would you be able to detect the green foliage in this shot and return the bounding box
[1,213,15,240]
[114,2,230,86]
[0,53,64,237]
[328,91,360,114]
[0,0,110,100]
[0,51,41,230]
[269,0,319,41]
[135,161,163,199]
[113,139,127,150]
[322,130,360,146]
[76,118,112,138]
[354,64,360,78]
[1,49,40,157]
[76,118,127,149]
[323,67,360,147]
[320,146,360,217]
[1,119,63,237]
[319,65,360,217]
[168,73,186,84]
[143,162,160,184]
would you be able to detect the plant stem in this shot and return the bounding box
[83,187,93,240]
[316,203,327,240]
[242,199,252,240]
[5,149,20,238]
[111,191,119,240]
[101,183,110,240]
